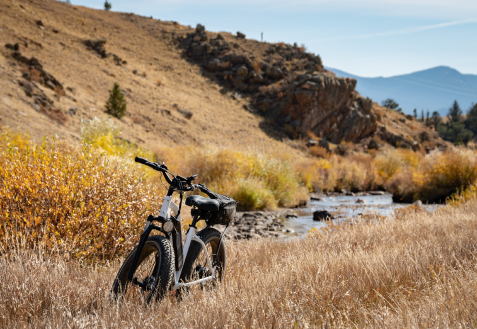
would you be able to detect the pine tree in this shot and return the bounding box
[413,108,417,118]
[466,103,477,133]
[426,110,430,123]
[105,83,126,118]
[421,110,424,122]
[448,100,462,122]
[432,111,441,128]
[104,0,111,11]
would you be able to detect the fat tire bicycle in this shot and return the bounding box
[111,157,237,303]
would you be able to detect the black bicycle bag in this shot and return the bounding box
[197,184,237,225]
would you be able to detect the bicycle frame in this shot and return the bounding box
[166,196,216,290]
[128,194,216,290]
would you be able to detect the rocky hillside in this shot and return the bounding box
[178,25,447,151]
[0,0,446,154]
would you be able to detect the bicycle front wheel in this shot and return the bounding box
[111,235,174,303]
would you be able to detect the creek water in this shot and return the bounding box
[278,194,443,236]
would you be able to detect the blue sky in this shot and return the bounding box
[72,0,477,77]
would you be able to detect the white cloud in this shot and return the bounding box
[307,18,477,43]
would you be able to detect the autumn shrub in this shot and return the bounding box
[308,145,330,158]
[334,154,378,191]
[386,148,477,202]
[0,133,161,262]
[155,146,308,210]
[81,117,154,160]
[294,157,337,192]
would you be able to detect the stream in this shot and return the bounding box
[278,194,443,236]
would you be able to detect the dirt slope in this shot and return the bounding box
[0,0,445,154]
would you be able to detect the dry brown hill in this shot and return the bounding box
[0,0,446,155]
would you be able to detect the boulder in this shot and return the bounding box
[412,200,423,206]
[236,31,246,38]
[236,65,248,77]
[358,96,372,112]
[84,39,107,58]
[268,66,283,79]
[313,210,333,221]
[206,58,221,72]
[318,139,330,150]
[368,139,379,150]
[310,193,324,201]
[196,24,205,33]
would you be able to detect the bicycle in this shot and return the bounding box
[111,157,237,303]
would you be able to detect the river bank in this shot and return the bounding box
[225,192,444,240]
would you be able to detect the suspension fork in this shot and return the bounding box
[127,216,165,281]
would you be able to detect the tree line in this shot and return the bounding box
[382,99,477,145]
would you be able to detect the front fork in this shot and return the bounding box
[127,215,165,282]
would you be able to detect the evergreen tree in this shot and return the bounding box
[466,103,477,133]
[436,101,474,145]
[105,83,126,118]
[104,0,111,10]
[426,110,430,123]
[421,110,424,122]
[413,108,417,118]
[381,98,402,113]
[448,100,462,122]
[432,111,441,128]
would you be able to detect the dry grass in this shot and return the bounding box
[2,200,477,327]
[1,127,477,327]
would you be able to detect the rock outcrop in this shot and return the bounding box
[272,73,378,143]
[179,25,379,144]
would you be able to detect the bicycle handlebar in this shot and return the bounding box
[134,156,196,191]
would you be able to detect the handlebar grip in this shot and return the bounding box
[135,157,148,165]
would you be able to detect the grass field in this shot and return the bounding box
[2,127,477,327]
[1,199,477,327]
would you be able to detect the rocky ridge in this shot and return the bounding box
[179,25,377,144]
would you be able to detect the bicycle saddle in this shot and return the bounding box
[185,195,220,212]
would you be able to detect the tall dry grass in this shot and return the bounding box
[1,200,477,327]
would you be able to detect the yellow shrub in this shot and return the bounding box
[81,117,154,160]
[155,146,307,210]
[0,142,161,262]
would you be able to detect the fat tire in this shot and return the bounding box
[180,228,226,285]
[111,235,174,303]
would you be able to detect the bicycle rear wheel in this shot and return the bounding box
[111,235,174,303]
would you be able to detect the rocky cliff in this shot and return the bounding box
[180,25,378,144]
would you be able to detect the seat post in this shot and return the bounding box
[189,213,200,228]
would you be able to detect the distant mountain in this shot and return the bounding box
[327,66,477,116]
